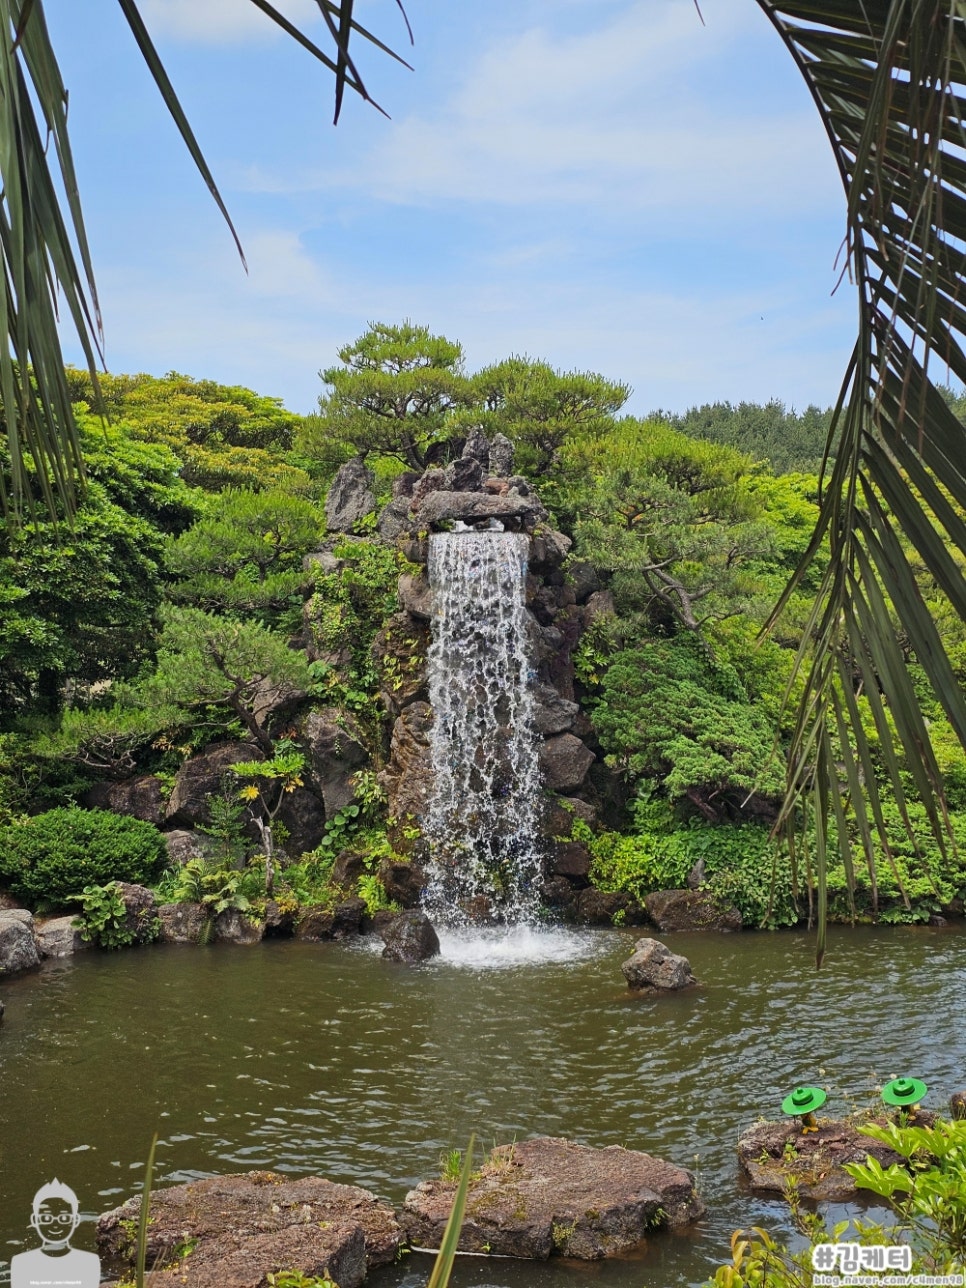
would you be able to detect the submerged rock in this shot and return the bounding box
[403,1136,704,1259]
[0,910,40,976]
[380,910,440,963]
[97,1172,403,1288]
[622,938,697,991]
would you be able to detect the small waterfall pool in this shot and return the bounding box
[1,923,963,1287]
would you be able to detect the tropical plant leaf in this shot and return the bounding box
[1,0,408,519]
[759,0,966,957]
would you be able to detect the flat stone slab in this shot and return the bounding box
[97,1171,403,1287]
[736,1116,932,1201]
[403,1136,704,1260]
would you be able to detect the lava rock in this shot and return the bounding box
[576,889,646,926]
[540,876,579,915]
[163,829,211,868]
[622,937,697,991]
[376,497,413,540]
[398,570,435,621]
[403,1136,704,1259]
[582,589,617,625]
[461,427,490,469]
[409,468,448,515]
[381,702,434,827]
[331,849,367,890]
[381,910,440,963]
[550,841,591,880]
[372,613,430,716]
[325,457,376,533]
[34,916,88,958]
[83,774,165,825]
[444,456,485,492]
[0,910,39,976]
[533,684,579,736]
[644,889,742,933]
[737,1118,911,1202]
[97,1172,403,1288]
[213,909,265,945]
[416,489,548,529]
[488,432,515,477]
[157,902,209,945]
[378,858,426,908]
[165,743,261,830]
[539,734,595,792]
[301,708,369,816]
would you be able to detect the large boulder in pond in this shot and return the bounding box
[97,1172,403,1288]
[35,916,88,959]
[0,910,39,976]
[645,888,742,933]
[403,1137,704,1259]
[737,1117,915,1202]
[325,457,376,533]
[381,910,439,963]
[622,938,697,991]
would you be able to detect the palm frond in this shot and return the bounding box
[1,0,408,518]
[760,0,966,953]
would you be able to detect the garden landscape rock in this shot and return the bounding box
[34,915,87,958]
[403,1136,705,1259]
[622,937,697,991]
[324,457,376,532]
[158,902,208,945]
[114,883,160,944]
[97,1172,403,1288]
[380,910,440,962]
[0,910,40,976]
[644,889,742,932]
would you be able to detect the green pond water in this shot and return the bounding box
[0,922,964,1288]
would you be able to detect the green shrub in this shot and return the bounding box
[0,807,168,909]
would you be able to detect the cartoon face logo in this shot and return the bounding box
[9,1179,101,1288]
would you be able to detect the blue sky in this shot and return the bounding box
[48,0,854,419]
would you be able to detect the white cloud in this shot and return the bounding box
[141,0,320,45]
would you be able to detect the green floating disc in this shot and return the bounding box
[882,1077,927,1107]
[781,1086,827,1116]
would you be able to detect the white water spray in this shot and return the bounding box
[423,531,543,924]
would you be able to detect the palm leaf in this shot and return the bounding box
[1,0,408,518]
[760,0,966,954]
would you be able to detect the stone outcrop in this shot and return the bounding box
[381,701,434,832]
[576,888,646,925]
[622,938,697,991]
[97,1172,403,1288]
[0,909,40,976]
[380,910,440,962]
[213,909,265,945]
[644,889,742,933]
[295,898,367,941]
[163,830,210,868]
[539,734,595,792]
[35,916,88,958]
[403,1137,704,1259]
[325,457,376,533]
[301,708,369,816]
[378,858,425,908]
[737,1117,915,1202]
[158,902,209,945]
[415,489,547,529]
[83,774,165,825]
[165,743,260,830]
[115,883,160,944]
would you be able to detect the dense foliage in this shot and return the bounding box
[0,808,167,909]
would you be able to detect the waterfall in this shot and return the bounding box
[423,530,543,924]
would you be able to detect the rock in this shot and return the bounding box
[951,1091,966,1119]
[295,908,336,940]
[301,708,369,816]
[542,797,598,838]
[331,850,367,890]
[158,902,209,945]
[567,560,601,603]
[540,734,595,792]
[737,1117,911,1202]
[488,432,515,477]
[0,890,23,910]
[165,743,261,830]
[409,468,448,515]
[583,589,617,625]
[372,613,430,716]
[416,489,547,530]
[0,910,40,976]
[263,900,295,937]
[249,674,307,728]
[163,830,210,868]
[576,889,646,926]
[622,938,697,991]
[392,471,420,499]
[83,774,165,825]
[97,1172,403,1288]
[397,570,435,621]
[533,684,579,736]
[0,997,4,1022]
[381,910,440,962]
[461,427,490,469]
[507,474,531,494]
[381,702,434,826]
[376,497,413,540]
[444,456,484,492]
[686,858,706,891]
[550,841,591,880]
[403,1136,704,1259]
[331,897,367,938]
[378,858,426,908]
[325,457,376,533]
[273,786,327,856]
[115,883,160,944]
[540,876,579,915]
[213,909,265,945]
[302,549,341,575]
[529,529,572,573]
[644,889,742,933]
[35,916,88,958]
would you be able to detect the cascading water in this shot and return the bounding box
[422,530,543,925]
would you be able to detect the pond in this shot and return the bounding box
[0,922,964,1287]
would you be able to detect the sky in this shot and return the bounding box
[46,0,856,420]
